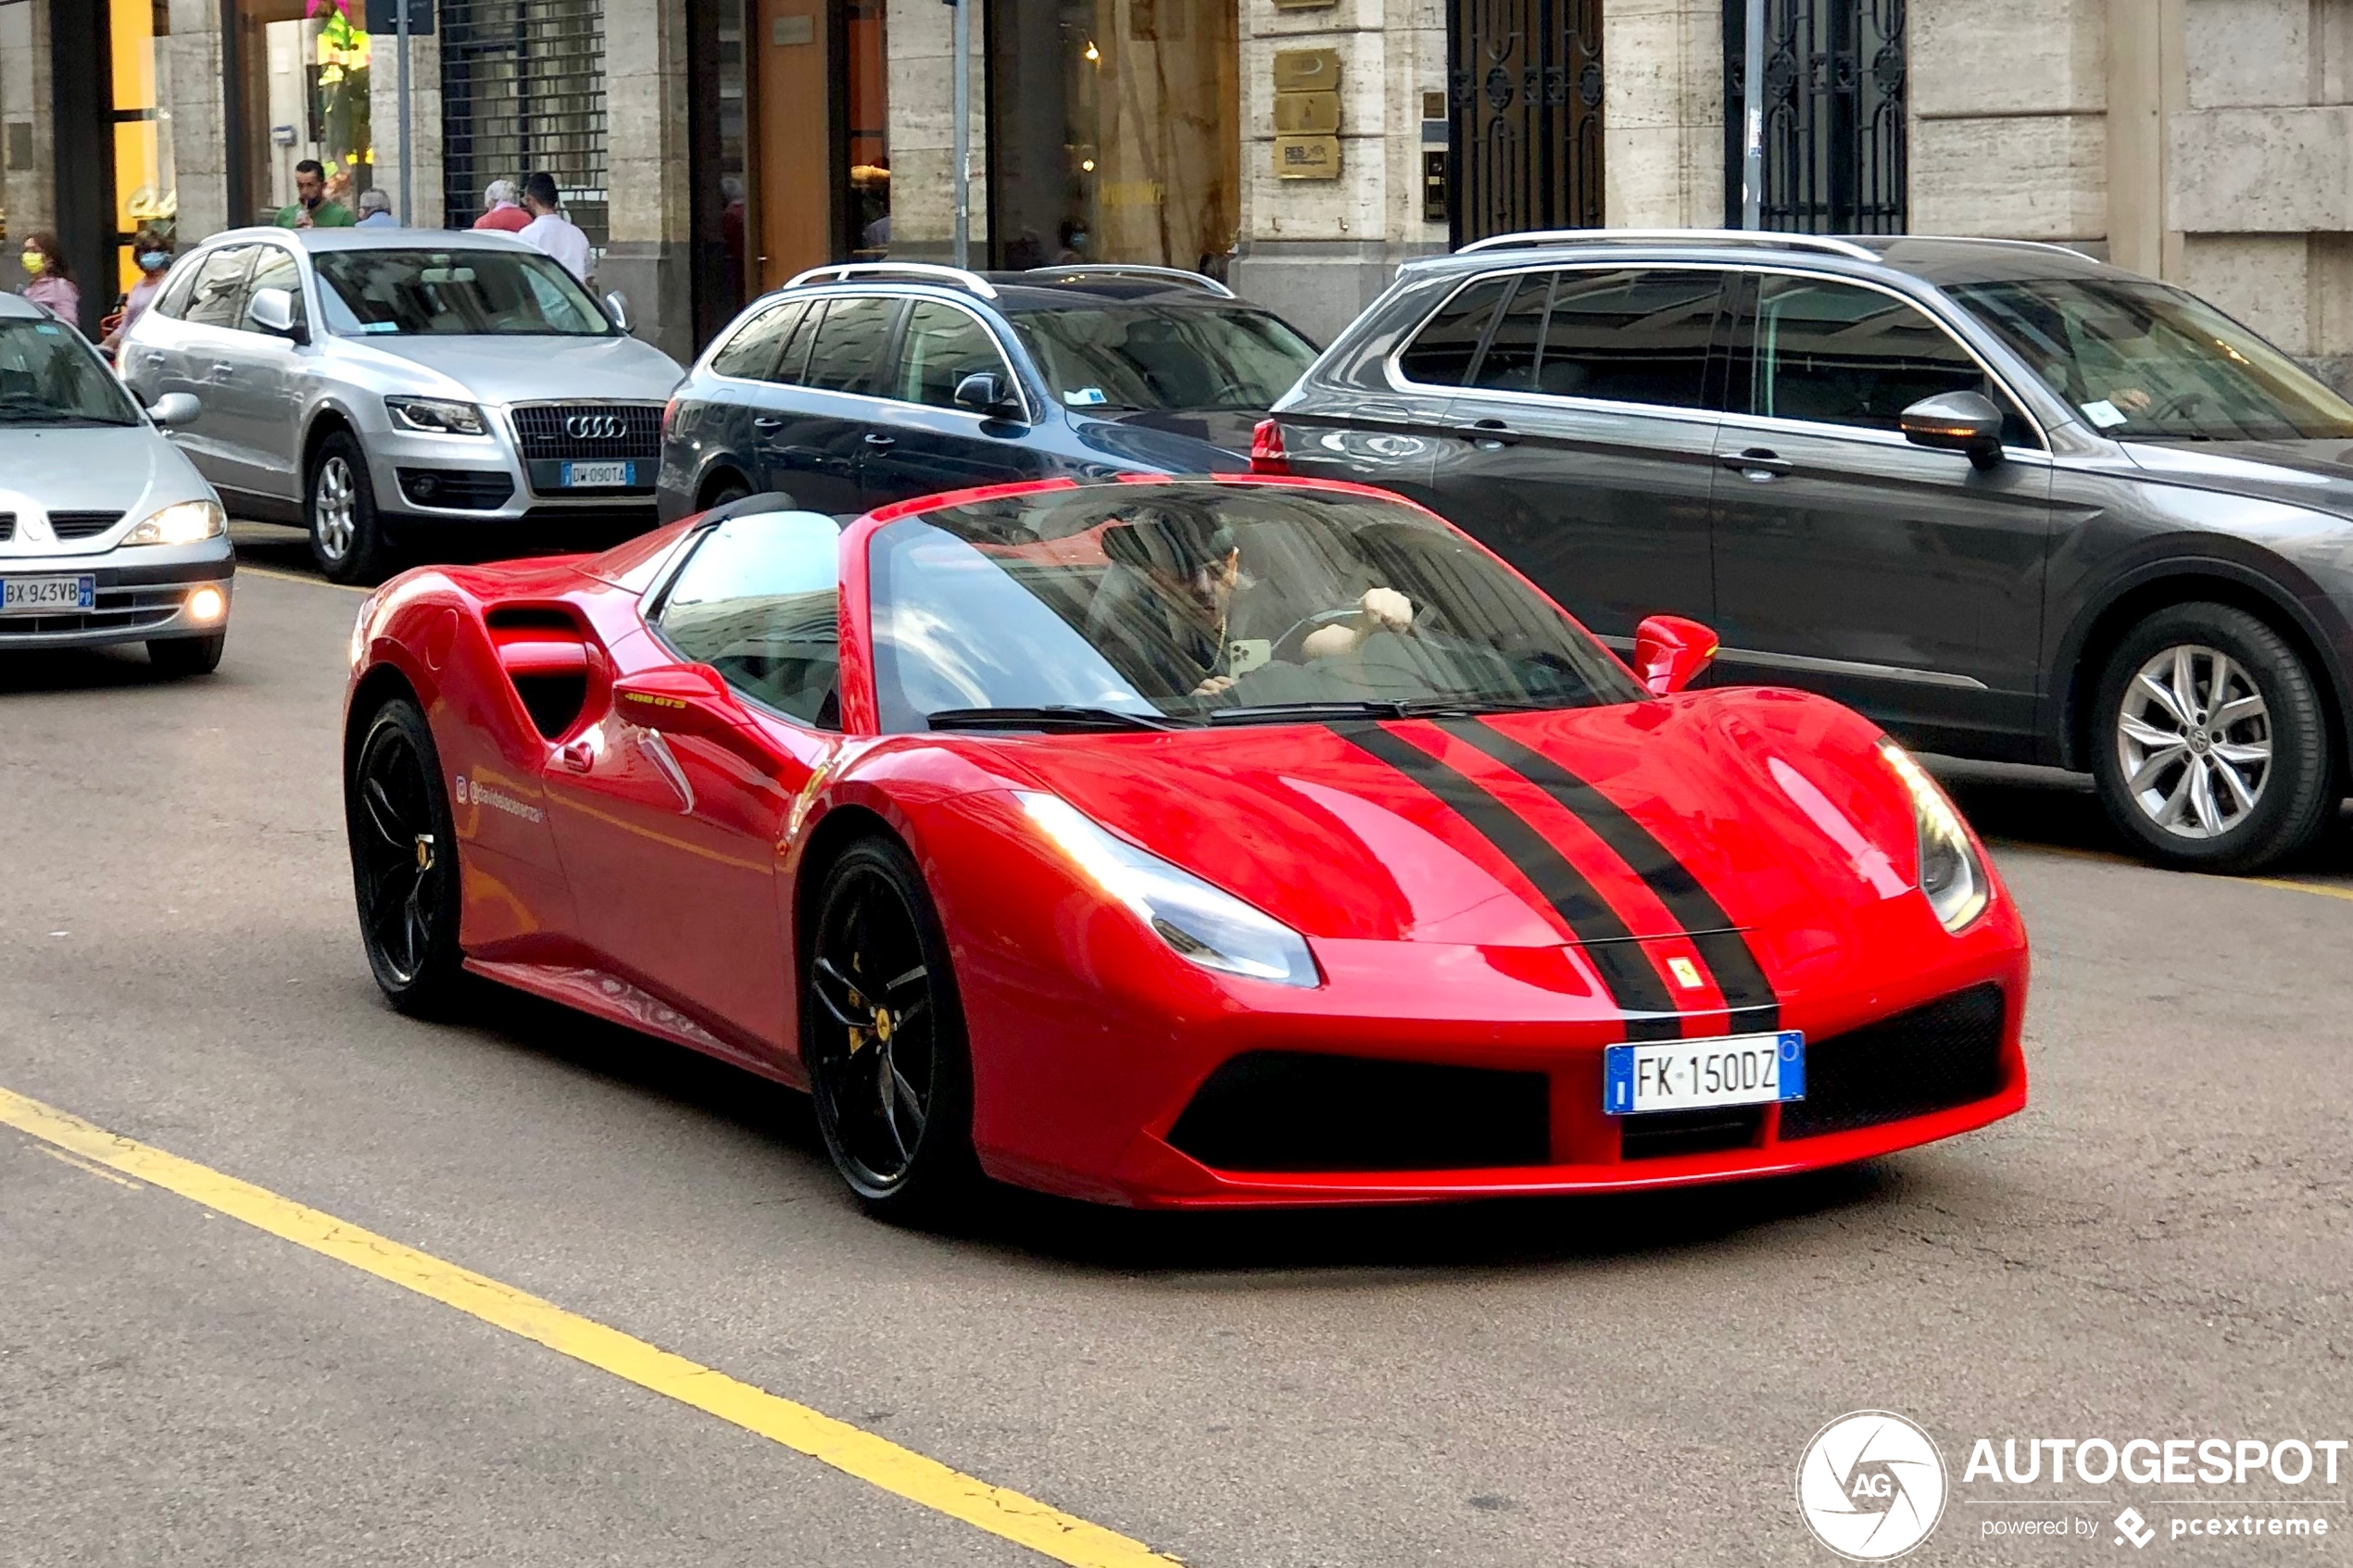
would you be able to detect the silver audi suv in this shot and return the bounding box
[120,227,685,583]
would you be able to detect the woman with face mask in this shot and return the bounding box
[17,231,78,325]
[102,228,174,353]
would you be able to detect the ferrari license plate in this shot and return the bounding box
[1604,1032,1806,1115]
[560,461,634,488]
[0,575,95,615]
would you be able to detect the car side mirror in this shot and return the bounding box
[612,664,752,743]
[247,286,303,342]
[146,392,202,428]
[1899,390,2005,468]
[952,370,1024,421]
[1632,614,1718,696]
[604,290,634,334]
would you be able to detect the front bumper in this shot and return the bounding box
[0,539,233,649]
[363,408,661,532]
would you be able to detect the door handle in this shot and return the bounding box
[862,432,896,449]
[751,415,784,433]
[1720,447,1795,480]
[1463,418,1518,449]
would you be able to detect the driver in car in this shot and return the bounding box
[1087,506,1414,699]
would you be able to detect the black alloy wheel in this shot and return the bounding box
[803,837,977,1220]
[346,699,465,1013]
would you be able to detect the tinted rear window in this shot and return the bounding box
[1397,276,1509,385]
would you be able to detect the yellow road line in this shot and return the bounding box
[1988,838,2353,904]
[0,1084,1180,1568]
[235,563,369,593]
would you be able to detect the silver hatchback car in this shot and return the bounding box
[120,228,685,583]
[0,293,233,673]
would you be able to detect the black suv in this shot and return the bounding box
[657,263,1316,521]
[1265,230,2353,871]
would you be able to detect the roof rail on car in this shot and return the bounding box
[1023,264,1237,299]
[784,262,999,299]
[1885,233,2096,258]
[1455,228,1881,263]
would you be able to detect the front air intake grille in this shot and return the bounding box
[510,404,662,463]
[1780,983,2009,1140]
[1621,1106,1767,1160]
[0,513,15,541]
[1166,1051,1550,1173]
[47,510,123,540]
[397,468,516,510]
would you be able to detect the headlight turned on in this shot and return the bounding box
[1879,741,1990,933]
[1017,791,1321,987]
[123,498,225,546]
[385,396,490,436]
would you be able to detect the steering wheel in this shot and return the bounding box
[2145,388,2209,424]
[1270,606,1368,664]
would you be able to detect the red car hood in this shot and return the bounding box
[995,692,1929,963]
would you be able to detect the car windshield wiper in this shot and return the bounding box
[1205,696,1569,727]
[926,705,1185,734]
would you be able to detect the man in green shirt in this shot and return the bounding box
[275,160,354,229]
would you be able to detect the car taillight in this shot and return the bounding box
[1250,417,1290,474]
[660,395,679,442]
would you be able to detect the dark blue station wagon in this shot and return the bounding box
[655,263,1318,521]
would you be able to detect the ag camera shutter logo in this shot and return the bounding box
[1795,1411,1948,1560]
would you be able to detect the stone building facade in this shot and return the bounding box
[6,0,2353,379]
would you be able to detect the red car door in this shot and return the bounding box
[540,515,845,1057]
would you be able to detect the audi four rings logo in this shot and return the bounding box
[564,413,627,440]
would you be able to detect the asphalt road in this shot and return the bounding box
[2,538,2348,1566]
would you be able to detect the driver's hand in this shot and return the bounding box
[2110,387,2153,412]
[1360,587,1413,634]
[1190,673,1237,697]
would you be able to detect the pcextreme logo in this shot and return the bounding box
[1796,1411,1949,1561]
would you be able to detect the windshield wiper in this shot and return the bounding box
[1206,697,1567,727]
[927,705,1184,734]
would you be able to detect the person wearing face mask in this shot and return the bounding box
[17,232,77,325]
[102,229,174,353]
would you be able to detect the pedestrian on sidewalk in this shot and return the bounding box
[102,227,174,352]
[472,179,532,233]
[275,160,353,229]
[17,232,78,325]
[515,173,593,284]
[355,188,396,227]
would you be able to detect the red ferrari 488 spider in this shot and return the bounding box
[343,476,2027,1217]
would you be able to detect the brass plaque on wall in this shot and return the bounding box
[1274,90,1340,135]
[1273,134,1342,179]
[1270,48,1340,93]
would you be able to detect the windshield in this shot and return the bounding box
[867,483,1644,733]
[314,249,612,337]
[1010,307,1315,412]
[1947,275,2353,442]
[0,318,139,426]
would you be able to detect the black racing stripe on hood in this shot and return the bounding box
[1328,721,1680,1038]
[1439,719,1780,1032]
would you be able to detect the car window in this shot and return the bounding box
[150,257,200,320]
[1515,268,1724,408]
[654,510,843,729]
[311,248,612,336]
[1008,306,1314,411]
[1396,275,1512,385]
[181,245,257,330]
[799,296,898,395]
[239,248,308,334]
[1947,275,2353,443]
[1468,273,1552,392]
[709,299,805,381]
[1746,274,2032,441]
[893,302,1010,408]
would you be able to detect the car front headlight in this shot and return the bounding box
[1018,792,1320,986]
[1879,741,1989,933]
[386,396,489,436]
[122,498,225,546]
